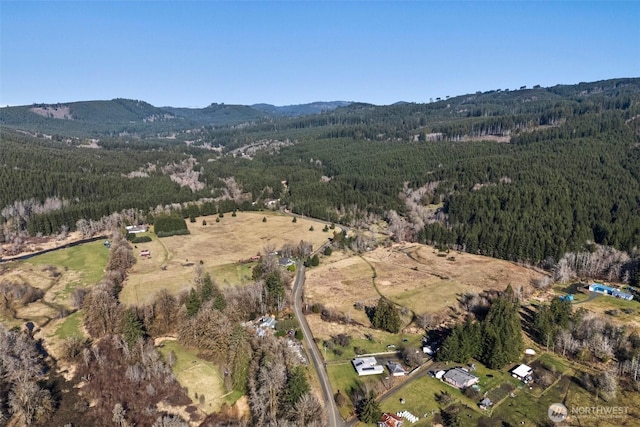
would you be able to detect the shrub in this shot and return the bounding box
[333,333,351,347]
[262,217,267,222]
[154,215,188,234]
[292,217,297,223]
[202,219,207,226]
[309,226,314,231]
[156,229,190,238]
[324,246,333,256]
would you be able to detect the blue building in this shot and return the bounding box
[589,283,633,301]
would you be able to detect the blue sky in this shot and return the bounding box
[1,1,638,107]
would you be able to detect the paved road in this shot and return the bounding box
[293,263,345,427]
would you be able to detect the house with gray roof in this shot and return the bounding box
[442,367,479,389]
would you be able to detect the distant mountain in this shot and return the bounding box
[251,101,351,117]
[0,98,182,137]
[0,99,353,136]
[163,103,269,126]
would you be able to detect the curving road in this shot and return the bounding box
[293,262,345,427]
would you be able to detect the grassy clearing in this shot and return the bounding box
[24,240,109,286]
[580,296,639,325]
[210,262,256,288]
[306,243,546,332]
[54,310,84,339]
[326,362,382,420]
[379,375,481,427]
[306,314,422,361]
[121,212,331,306]
[157,339,228,414]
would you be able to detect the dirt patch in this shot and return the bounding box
[30,105,73,119]
[232,396,250,420]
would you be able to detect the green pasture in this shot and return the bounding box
[157,339,230,414]
[322,332,423,363]
[24,240,108,286]
[54,310,84,339]
[210,262,256,287]
[379,375,481,427]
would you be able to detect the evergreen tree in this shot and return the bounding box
[372,298,401,333]
[281,366,310,414]
[358,390,381,423]
[120,309,145,349]
[264,272,285,310]
[201,273,214,302]
[481,294,524,369]
[185,288,201,317]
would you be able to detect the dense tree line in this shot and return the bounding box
[2,78,640,267]
[437,287,524,369]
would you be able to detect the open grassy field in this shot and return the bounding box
[305,313,423,355]
[551,283,640,328]
[54,310,84,339]
[305,243,547,332]
[157,339,228,414]
[377,374,483,427]
[120,211,332,306]
[1,241,108,331]
[24,240,109,286]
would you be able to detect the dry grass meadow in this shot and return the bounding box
[120,211,332,305]
[305,243,548,338]
[157,339,227,414]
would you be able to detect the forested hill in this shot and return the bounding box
[0,99,350,137]
[1,78,639,270]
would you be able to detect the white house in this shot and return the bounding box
[125,225,148,234]
[352,357,384,376]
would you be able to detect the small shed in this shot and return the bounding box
[511,364,533,383]
[479,397,493,410]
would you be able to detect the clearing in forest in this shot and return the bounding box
[121,211,332,306]
[304,243,547,332]
[156,339,227,414]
